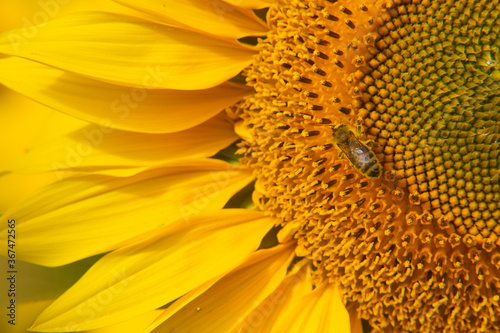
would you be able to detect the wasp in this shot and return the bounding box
[330,124,381,178]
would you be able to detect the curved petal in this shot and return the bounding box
[0,0,140,32]
[5,113,238,174]
[0,90,95,212]
[274,282,350,333]
[0,2,38,32]
[238,264,351,333]
[0,86,97,167]
[31,209,275,332]
[1,299,53,333]
[234,120,254,142]
[348,306,364,333]
[0,172,54,213]
[0,86,52,165]
[88,310,162,333]
[0,12,255,90]
[149,243,295,332]
[0,256,97,332]
[0,159,254,266]
[0,56,250,134]
[115,0,267,40]
[222,0,275,9]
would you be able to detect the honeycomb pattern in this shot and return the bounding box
[232,0,500,332]
[358,0,500,247]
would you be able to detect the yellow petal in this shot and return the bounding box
[238,264,351,333]
[31,209,275,332]
[142,277,219,332]
[115,0,267,39]
[234,120,254,142]
[149,243,295,332]
[0,86,93,168]
[0,172,54,213]
[0,91,94,212]
[0,86,51,165]
[0,88,92,166]
[348,305,364,333]
[88,310,162,333]
[0,12,255,90]
[222,0,275,9]
[0,159,254,266]
[0,57,250,133]
[2,300,53,333]
[0,0,139,32]
[0,256,98,332]
[5,113,238,174]
[28,106,91,149]
[0,1,40,32]
[236,262,309,333]
[284,283,350,333]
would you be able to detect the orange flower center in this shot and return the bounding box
[232,0,500,332]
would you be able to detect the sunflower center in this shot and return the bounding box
[233,0,500,332]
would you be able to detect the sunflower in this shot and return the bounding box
[1,0,499,332]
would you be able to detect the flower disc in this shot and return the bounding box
[235,0,500,332]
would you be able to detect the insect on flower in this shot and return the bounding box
[330,124,382,178]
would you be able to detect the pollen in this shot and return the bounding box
[231,0,500,332]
